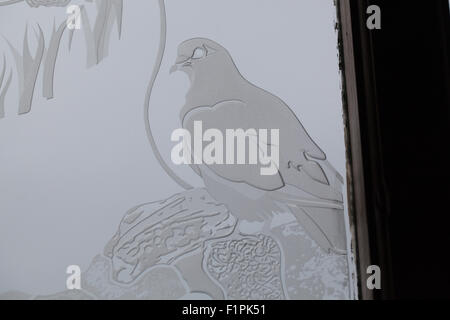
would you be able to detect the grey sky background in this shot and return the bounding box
[0,0,348,295]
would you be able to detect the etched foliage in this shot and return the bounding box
[0,0,123,116]
[7,26,44,114]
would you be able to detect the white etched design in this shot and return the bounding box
[205,234,285,300]
[103,189,237,283]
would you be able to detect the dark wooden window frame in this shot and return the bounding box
[337,0,450,299]
[337,0,385,300]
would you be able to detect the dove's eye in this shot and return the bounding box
[192,47,206,59]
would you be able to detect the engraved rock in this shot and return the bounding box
[81,255,188,300]
[104,188,237,283]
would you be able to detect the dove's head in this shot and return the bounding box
[170,38,233,80]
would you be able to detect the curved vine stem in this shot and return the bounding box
[144,0,193,190]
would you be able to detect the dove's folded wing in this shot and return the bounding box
[183,100,285,191]
[183,99,342,201]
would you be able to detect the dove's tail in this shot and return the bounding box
[268,159,347,255]
[269,192,347,255]
[287,203,347,255]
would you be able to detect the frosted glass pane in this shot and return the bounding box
[0,0,355,300]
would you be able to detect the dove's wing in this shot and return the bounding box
[183,98,342,201]
[183,100,285,191]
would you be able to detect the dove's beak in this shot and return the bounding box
[170,55,191,74]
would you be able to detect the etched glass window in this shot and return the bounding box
[0,0,356,300]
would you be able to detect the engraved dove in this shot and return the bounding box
[170,38,346,254]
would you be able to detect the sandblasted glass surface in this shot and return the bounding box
[0,0,355,300]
